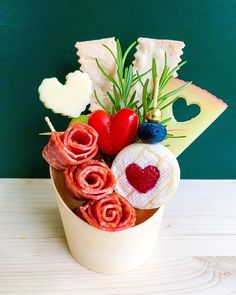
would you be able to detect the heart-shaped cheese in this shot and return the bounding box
[38,70,92,118]
[111,143,180,209]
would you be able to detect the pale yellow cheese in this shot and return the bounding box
[38,71,92,118]
[161,78,228,157]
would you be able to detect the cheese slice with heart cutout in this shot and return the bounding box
[111,143,180,209]
[161,78,228,157]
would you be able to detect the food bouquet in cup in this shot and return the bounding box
[39,37,227,273]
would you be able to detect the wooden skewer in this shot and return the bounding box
[153,77,160,110]
[45,117,56,132]
[39,117,189,135]
[39,117,57,135]
[39,132,52,136]
[168,128,189,131]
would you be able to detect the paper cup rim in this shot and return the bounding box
[49,166,164,235]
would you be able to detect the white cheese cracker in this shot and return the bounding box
[133,37,185,103]
[75,37,117,112]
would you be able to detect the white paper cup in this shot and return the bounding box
[50,167,165,274]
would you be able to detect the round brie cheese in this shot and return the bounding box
[111,143,180,209]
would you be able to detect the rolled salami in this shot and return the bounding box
[65,160,115,200]
[42,123,98,170]
[79,193,136,231]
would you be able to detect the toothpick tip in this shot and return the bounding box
[44,117,56,132]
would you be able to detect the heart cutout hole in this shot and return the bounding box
[172,97,201,122]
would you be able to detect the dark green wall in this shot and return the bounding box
[0,0,235,178]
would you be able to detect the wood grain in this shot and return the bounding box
[0,179,236,294]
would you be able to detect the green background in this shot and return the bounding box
[0,0,235,178]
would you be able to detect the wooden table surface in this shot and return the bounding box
[0,179,236,295]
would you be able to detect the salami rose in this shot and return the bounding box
[65,160,115,200]
[42,123,98,170]
[79,193,136,231]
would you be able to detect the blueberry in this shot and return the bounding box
[138,122,167,144]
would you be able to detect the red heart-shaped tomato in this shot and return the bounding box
[88,108,139,155]
[125,163,160,193]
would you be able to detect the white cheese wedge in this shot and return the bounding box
[75,37,117,112]
[161,78,228,157]
[111,143,180,209]
[38,70,92,118]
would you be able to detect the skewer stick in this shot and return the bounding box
[45,117,56,132]
[168,128,189,131]
[39,132,52,136]
[153,77,160,110]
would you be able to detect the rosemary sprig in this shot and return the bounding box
[159,96,179,111]
[138,56,191,123]
[95,58,120,91]
[136,54,191,142]
[166,134,187,138]
[131,69,151,87]
[94,40,191,144]
[94,90,110,113]
[159,117,172,125]
[95,40,150,114]
[158,82,192,106]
